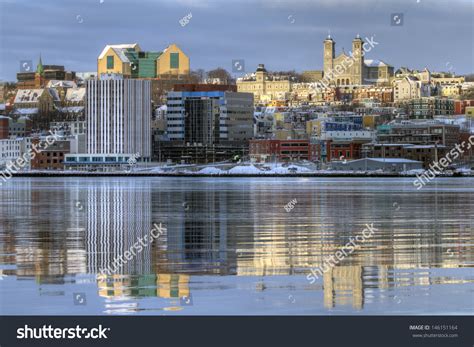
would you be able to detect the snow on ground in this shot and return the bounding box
[149,166,165,173]
[456,167,473,173]
[401,169,425,175]
[227,164,262,174]
[197,167,225,174]
[262,164,313,174]
[18,163,474,176]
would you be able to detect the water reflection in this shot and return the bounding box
[0,177,473,314]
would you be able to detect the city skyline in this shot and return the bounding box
[0,0,473,81]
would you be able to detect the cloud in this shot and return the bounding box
[0,0,472,81]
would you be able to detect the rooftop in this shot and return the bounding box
[364,59,389,68]
[98,43,140,60]
[14,89,44,103]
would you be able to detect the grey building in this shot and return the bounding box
[166,90,254,145]
[86,74,152,161]
[331,157,423,172]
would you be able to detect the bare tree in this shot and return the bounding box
[269,70,303,82]
[188,69,206,84]
[464,74,474,82]
[207,68,233,84]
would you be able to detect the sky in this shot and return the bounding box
[0,0,472,81]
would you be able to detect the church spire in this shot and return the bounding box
[36,54,44,76]
[327,29,332,40]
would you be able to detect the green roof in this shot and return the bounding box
[124,51,162,78]
[36,55,44,76]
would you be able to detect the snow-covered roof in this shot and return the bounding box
[76,72,97,80]
[17,115,31,121]
[13,108,39,115]
[47,80,77,88]
[98,44,139,60]
[66,88,86,102]
[367,158,421,163]
[57,106,84,113]
[364,59,389,67]
[47,88,61,102]
[373,143,414,147]
[112,47,131,63]
[14,89,44,103]
[406,75,420,82]
[407,144,447,149]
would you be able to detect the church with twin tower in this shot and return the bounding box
[323,34,394,86]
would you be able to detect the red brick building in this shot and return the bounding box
[249,139,319,162]
[454,100,474,115]
[173,84,237,92]
[30,138,70,170]
[335,86,393,104]
[0,116,9,139]
[326,140,367,162]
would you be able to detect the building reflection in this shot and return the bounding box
[323,266,364,310]
[84,180,153,275]
[4,179,87,284]
[96,273,190,299]
[0,178,472,311]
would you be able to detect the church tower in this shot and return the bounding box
[36,54,44,76]
[255,64,268,97]
[34,54,45,88]
[351,35,364,85]
[323,35,335,80]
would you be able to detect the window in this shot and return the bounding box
[107,56,114,69]
[170,53,179,69]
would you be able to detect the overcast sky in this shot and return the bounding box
[0,0,472,81]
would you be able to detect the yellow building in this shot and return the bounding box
[362,115,377,129]
[432,76,465,85]
[306,119,323,136]
[156,44,190,77]
[268,100,287,107]
[466,106,474,117]
[237,64,292,103]
[97,43,190,78]
[98,43,140,77]
[440,84,462,97]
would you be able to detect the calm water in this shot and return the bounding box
[0,177,473,315]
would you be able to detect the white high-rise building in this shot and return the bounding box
[86,74,151,160]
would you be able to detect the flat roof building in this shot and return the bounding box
[86,75,152,161]
[331,157,423,172]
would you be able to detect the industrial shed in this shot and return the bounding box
[330,158,423,172]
